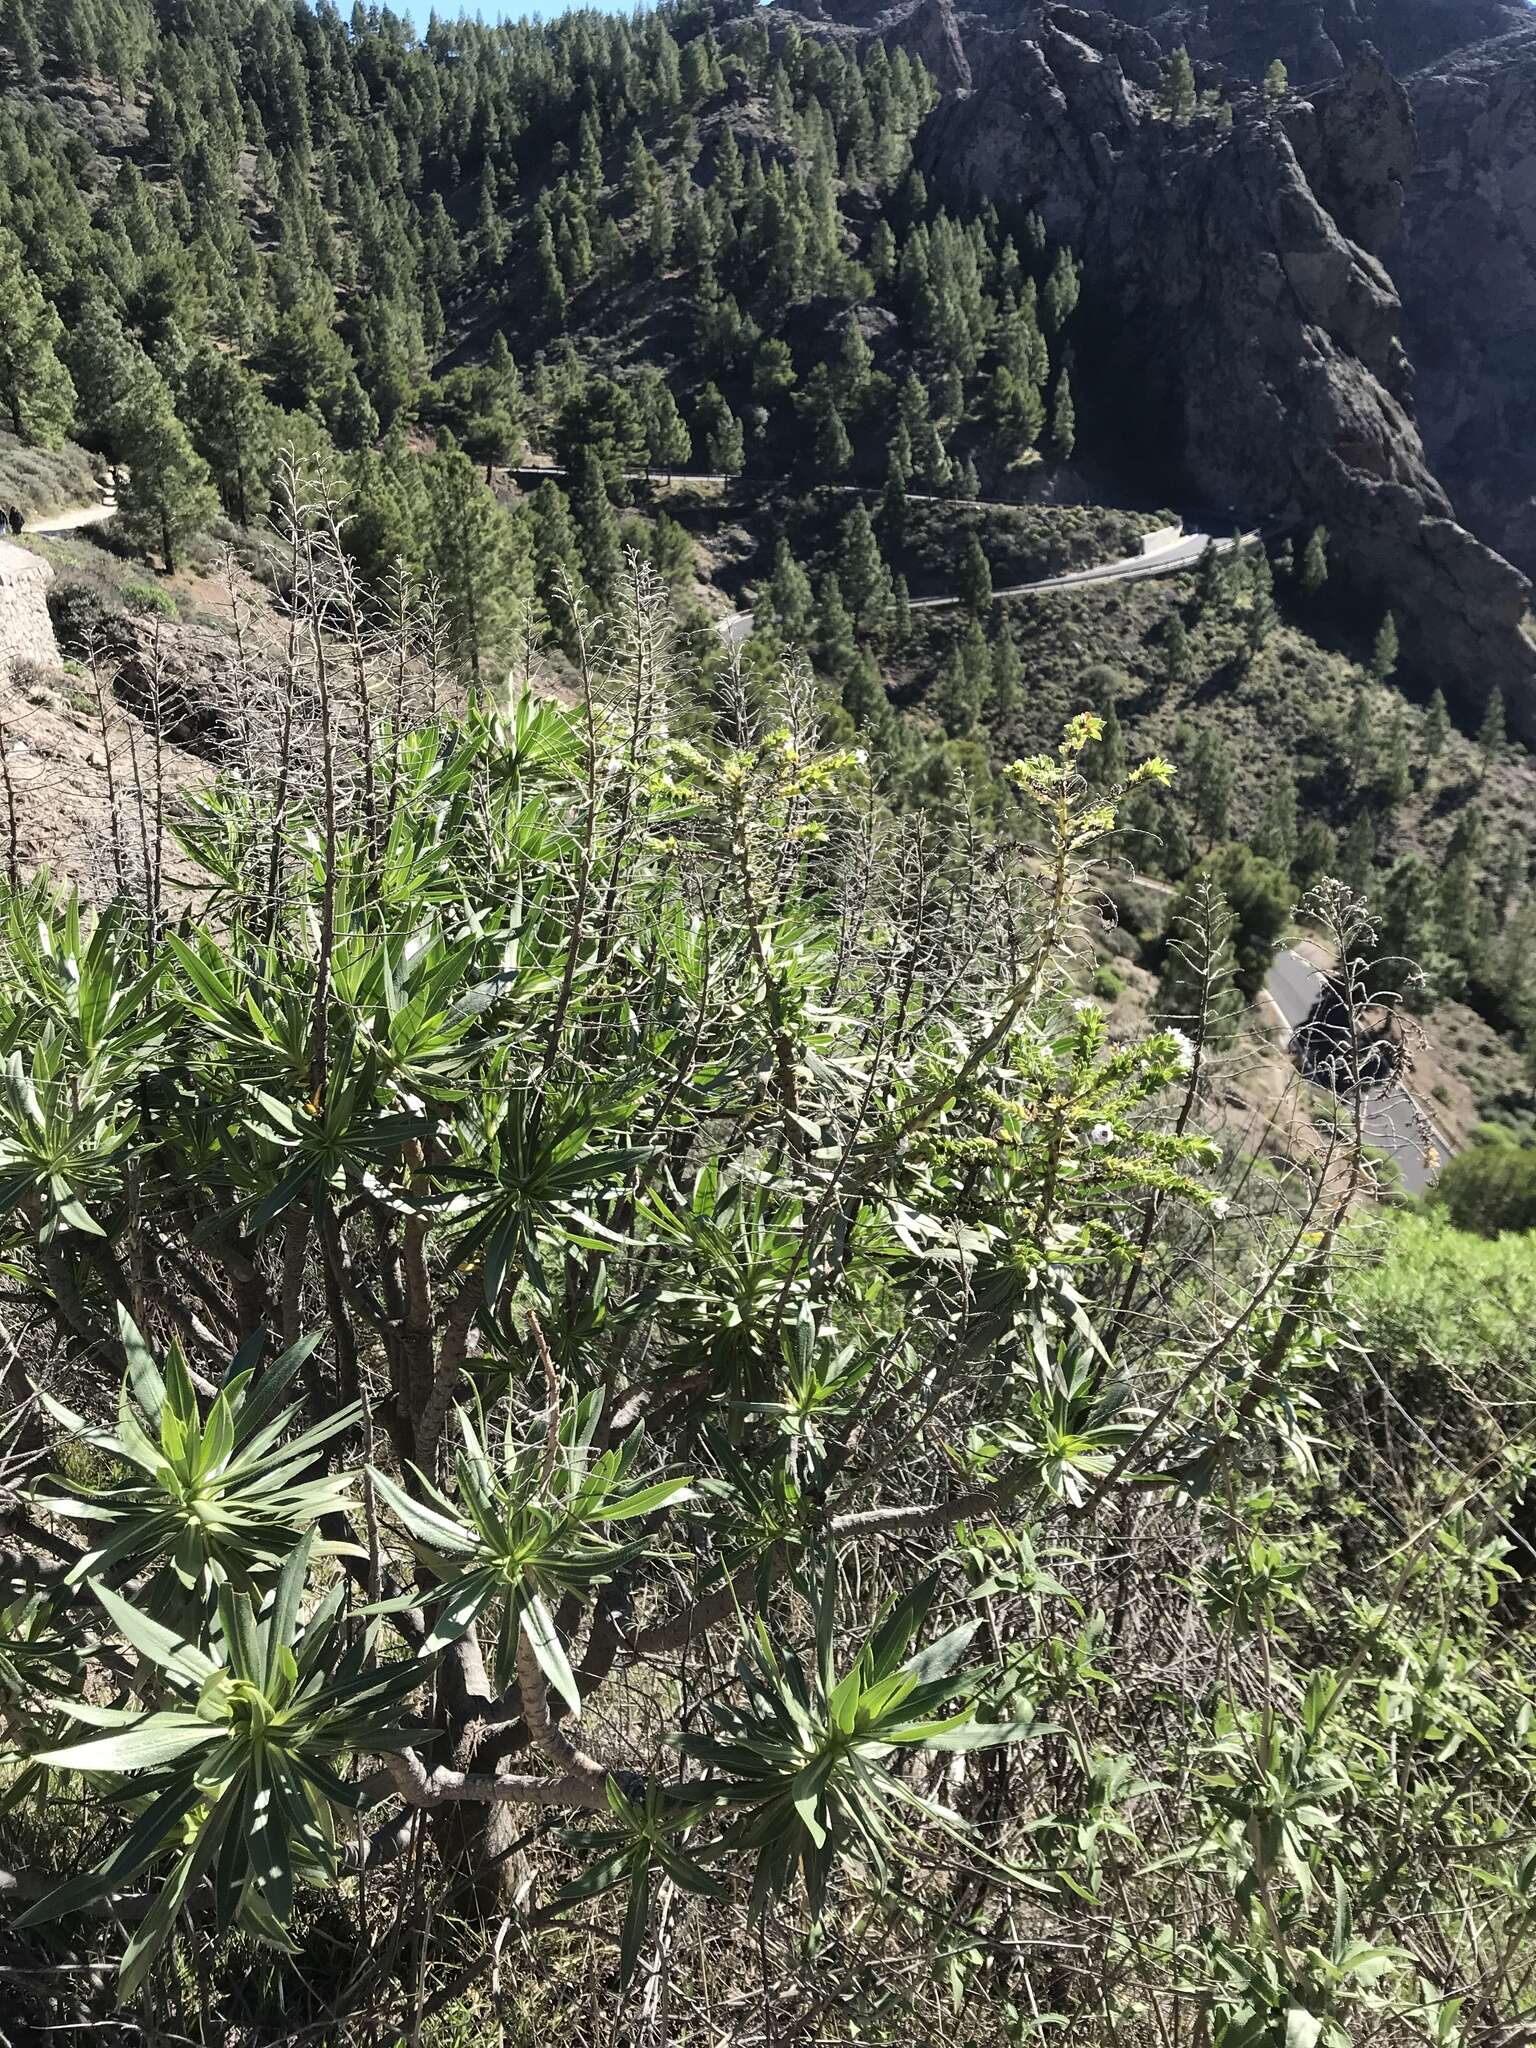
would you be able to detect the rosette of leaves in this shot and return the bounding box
[20,1536,426,1996]
[680,1561,1037,1917]
[371,1389,691,1705]
[32,1309,359,1603]
[971,1334,1142,1508]
[556,1773,726,1986]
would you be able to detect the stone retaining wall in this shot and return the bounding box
[0,540,61,680]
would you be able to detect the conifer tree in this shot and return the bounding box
[1338,810,1377,893]
[1300,525,1329,597]
[1370,611,1399,683]
[1041,248,1080,334]
[116,388,218,576]
[932,644,981,738]
[814,571,856,678]
[839,504,891,631]
[1092,703,1127,787]
[702,387,744,475]
[572,449,622,609]
[1253,768,1299,873]
[1479,688,1506,780]
[1049,370,1075,460]
[1294,817,1338,890]
[0,230,75,448]
[1184,725,1233,846]
[841,648,891,739]
[1382,711,1414,810]
[644,382,692,478]
[890,571,913,647]
[530,479,586,627]
[813,392,853,476]
[1164,46,1197,123]
[425,445,521,681]
[837,318,874,414]
[1263,59,1289,102]
[958,536,992,617]
[1423,686,1450,761]
[767,537,814,642]
[65,297,157,464]
[989,621,1022,719]
[1163,612,1194,688]
[182,344,271,526]
[878,449,908,549]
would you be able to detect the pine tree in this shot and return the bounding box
[839,504,891,631]
[1049,370,1076,460]
[701,386,744,476]
[425,446,521,680]
[1163,613,1194,688]
[932,645,981,738]
[1253,769,1298,873]
[1479,688,1506,780]
[1195,540,1227,619]
[958,536,992,617]
[767,538,814,642]
[1423,686,1450,761]
[1381,711,1414,810]
[1041,248,1080,334]
[837,318,874,414]
[0,230,75,448]
[1294,818,1337,890]
[1164,46,1197,123]
[878,449,909,549]
[1263,58,1289,103]
[1370,611,1399,683]
[182,344,271,525]
[1092,704,1127,787]
[644,382,692,477]
[116,389,219,576]
[1184,726,1233,846]
[1300,525,1329,597]
[814,393,853,476]
[530,480,587,630]
[1338,810,1377,893]
[1373,854,1439,993]
[814,571,856,678]
[572,449,622,610]
[988,621,1022,719]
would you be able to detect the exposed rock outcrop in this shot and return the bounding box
[907,8,1535,726]
[1076,0,1530,84]
[1390,25,1536,577]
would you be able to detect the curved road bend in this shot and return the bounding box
[1264,949,1451,1197]
[718,529,1240,648]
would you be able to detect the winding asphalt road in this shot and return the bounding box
[718,528,1238,647]
[1264,949,1449,1196]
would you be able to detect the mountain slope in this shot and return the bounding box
[773,0,1536,732]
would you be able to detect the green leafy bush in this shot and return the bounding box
[0,545,1531,2046]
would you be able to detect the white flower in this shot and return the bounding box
[854,747,869,765]
[1210,1196,1230,1220]
[1167,1027,1196,1073]
[1091,1122,1115,1147]
[1073,996,1096,1013]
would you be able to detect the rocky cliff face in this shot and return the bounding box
[838,0,1535,729]
[1076,0,1530,83]
[1390,25,1536,578]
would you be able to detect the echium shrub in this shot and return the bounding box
[0,548,1533,2046]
